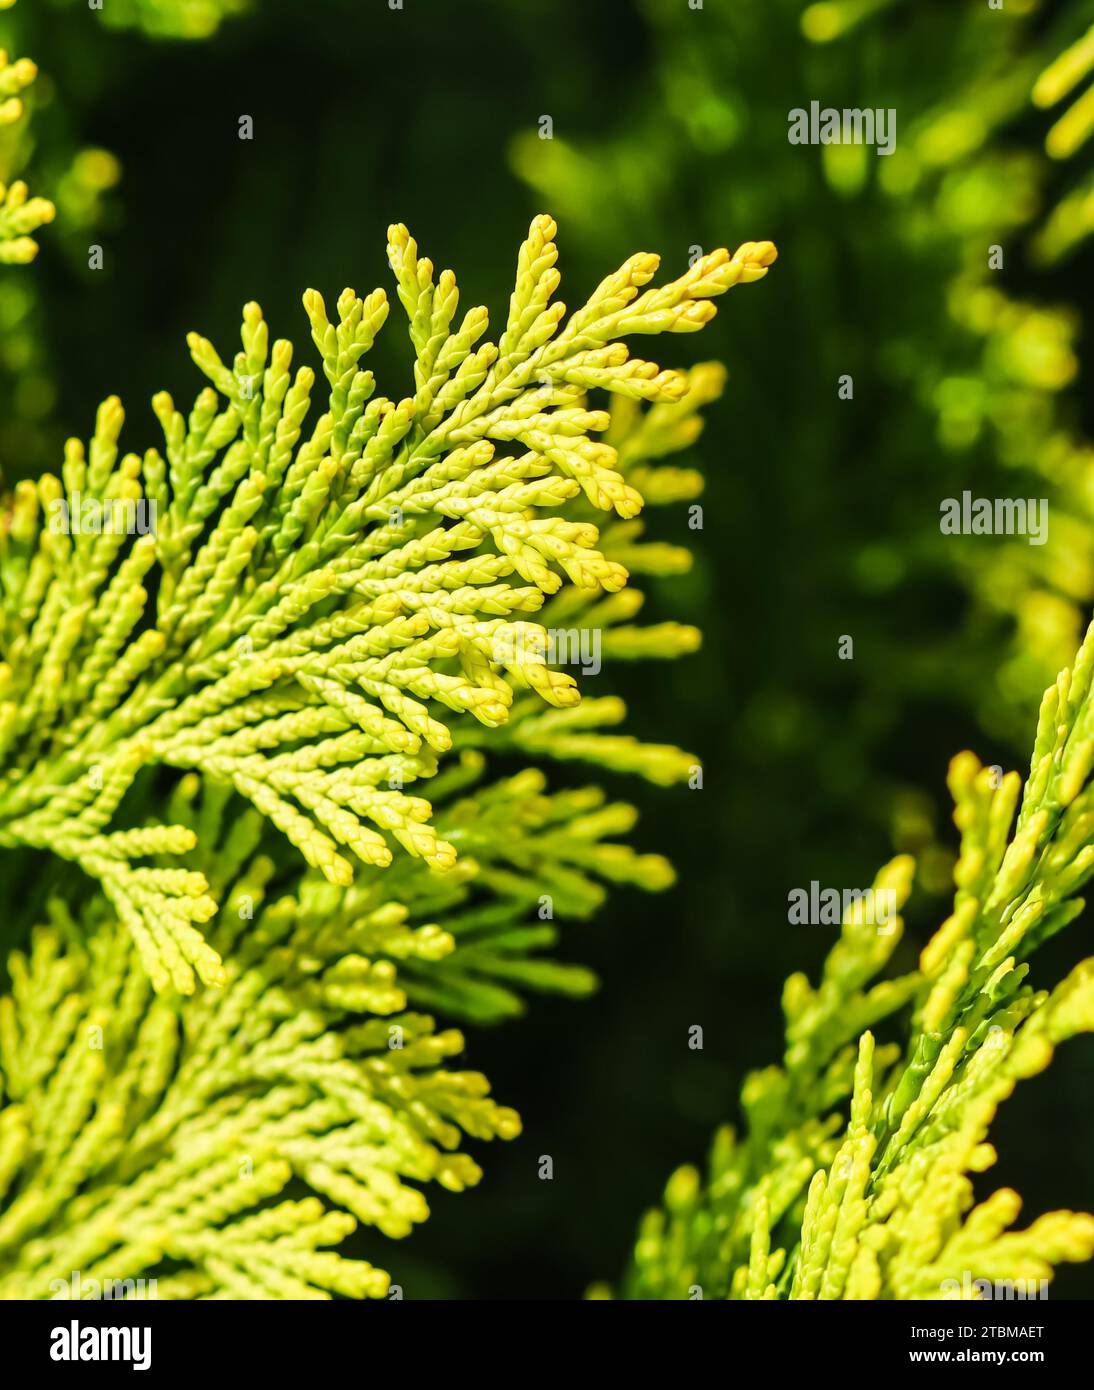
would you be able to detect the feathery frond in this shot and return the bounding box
[609,619,1094,1299]
[0,217,775,995]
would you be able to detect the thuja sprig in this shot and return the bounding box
[0,216,775,994]
[0,713,688,1298]
[0,885,519,1300]
[608,618,1094,1300]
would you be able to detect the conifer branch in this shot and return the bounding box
[608,620,1094,1299]
[0,216,775,995]
[0,747,689,1296]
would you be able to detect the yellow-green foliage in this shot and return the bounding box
[0,789,520,1299]
[0,916,517,1299]
[0,651,701,1297]
[0,216,774,996]
[607,619,1094,1299]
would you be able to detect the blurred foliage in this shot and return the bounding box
[53,0,252,40]
[515,0,1094,760]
